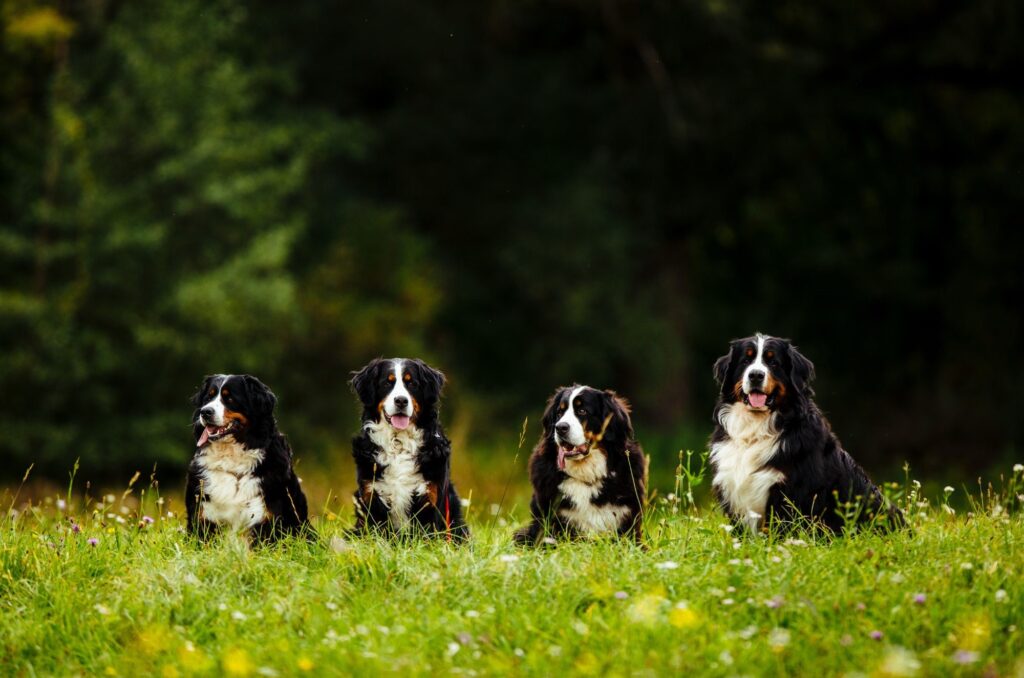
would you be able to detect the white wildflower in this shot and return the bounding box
[880,646,921,676]
[767,628,791,649]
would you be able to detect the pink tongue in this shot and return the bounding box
[390,415,410,430]
[197,426,211,448]
[748,393,768,408]
[557,447,567,471]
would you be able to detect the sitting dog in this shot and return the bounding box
[710,334,904,534]
[349,358,468,541]
[514,385,647,545]
[186,374,310,542]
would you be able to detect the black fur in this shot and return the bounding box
[185,374,310,543]
[349,358,468,541]
[710,335,904,534]
[514,385,647,545]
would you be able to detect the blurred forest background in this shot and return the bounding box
[1,0,1021,495]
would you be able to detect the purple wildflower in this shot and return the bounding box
[614,591,629,600]
[912,593,926,605]
[71,523,81,534]
[142,515,154,524]
[87,538,98,547]
[869,630,884,641]
[952,650,979,665]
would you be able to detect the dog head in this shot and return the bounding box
[542,385,634,470]
[713,333,815,412]
[350,358,446,430]
[191,374,277,449]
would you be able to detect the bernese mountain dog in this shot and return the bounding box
[349,358,468,541]
[514,385,647,545]
[185,374,310,542]
[710,334,904,534]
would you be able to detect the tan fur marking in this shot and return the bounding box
[224,410,249,426]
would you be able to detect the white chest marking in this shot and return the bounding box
[710,402,785,532]
[557,449,631,535]
[365,419,427,528]
[197,438,267,531]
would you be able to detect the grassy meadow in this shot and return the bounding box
[2,458,1023,677]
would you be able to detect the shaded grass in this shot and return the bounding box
[1,467,1023,676]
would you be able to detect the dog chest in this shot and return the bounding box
[365,421,428,528]
[197,440,267,531]
[710,404,785,531]
[557,450,631,535]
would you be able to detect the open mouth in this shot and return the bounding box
[744,390,774,410]
[384,412,412,431]
[556,440,589,470]
[196,422,238,448]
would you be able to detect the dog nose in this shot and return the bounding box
[200,406,216,420]
[393,396,409,410]
[555,422,570,436]
[748,370,765,385]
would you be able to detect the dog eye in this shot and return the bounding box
[207,388,215,396]
[577,408,587,416]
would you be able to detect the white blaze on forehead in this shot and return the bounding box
[201,375,229,426]
[554,386,587,446]
[383,360,413,417]
[742,334,768,394]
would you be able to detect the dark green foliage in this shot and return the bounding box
[0,0,1020,480]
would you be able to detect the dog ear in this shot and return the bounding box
[787,343,816,394]
[714,340,742,387]
[713,352,731,386]
[602,390,634,441]
[412,359,446,403]
[242,375,277,418]
[350,358,385,407]
[190,375,218,408]
[541,387,571,439]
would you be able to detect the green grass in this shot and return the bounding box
[2,466,1023,677]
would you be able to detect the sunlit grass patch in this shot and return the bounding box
[1,462,1022,675]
